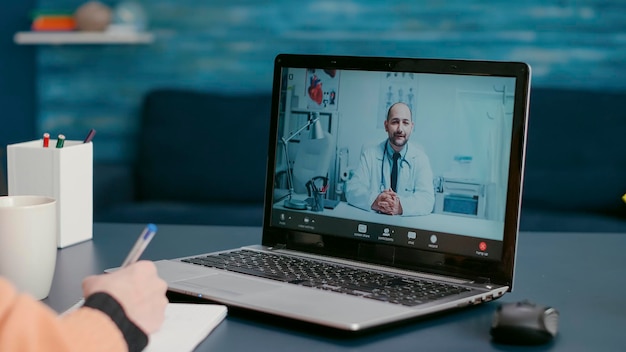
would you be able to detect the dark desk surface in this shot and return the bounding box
[45,223,626,351]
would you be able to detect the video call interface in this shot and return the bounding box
[270,66,518,260]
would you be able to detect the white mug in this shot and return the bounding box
[0,195,57,300]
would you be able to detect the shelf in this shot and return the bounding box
[14,31,154,45]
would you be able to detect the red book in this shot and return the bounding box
[31,15,76,31]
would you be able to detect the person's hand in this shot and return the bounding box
[371,189,403,215]
[82,261,168,334]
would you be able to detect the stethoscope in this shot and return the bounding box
[379,142,408,192]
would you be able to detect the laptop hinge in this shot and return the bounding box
[269,243,287,250]
[474,277,491,284]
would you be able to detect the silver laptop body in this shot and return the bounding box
[156,54,531,331]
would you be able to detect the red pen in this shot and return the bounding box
[43,133,50,148]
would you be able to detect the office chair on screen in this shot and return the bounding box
[290,130,335,196]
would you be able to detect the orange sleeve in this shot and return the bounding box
[0,278,127,352]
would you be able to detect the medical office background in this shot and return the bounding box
[276,68,515,223]
[1,0,626,192]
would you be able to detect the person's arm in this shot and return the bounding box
[81,261,168,337]
[0,277,127,352]
[0,261,166,352]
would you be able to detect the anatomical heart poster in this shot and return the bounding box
[305,68,340,111]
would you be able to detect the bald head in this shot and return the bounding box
[384,102,414,152]
[386,102,412,122]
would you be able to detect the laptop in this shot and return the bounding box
[154,54,531,331]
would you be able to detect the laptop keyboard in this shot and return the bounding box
[181,250,471,307]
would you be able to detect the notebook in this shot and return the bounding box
[64,301,226,350]
[154,54,531,331]
[144,303,226,352]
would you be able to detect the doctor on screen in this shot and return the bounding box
[345,102,435,216]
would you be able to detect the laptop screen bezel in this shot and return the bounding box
[262,54,531,288]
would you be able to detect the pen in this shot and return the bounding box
[121,223,158,268]
[62,224,157,314]
[56,134,65,148]
[43,133,50,148]
[83,128,96,143]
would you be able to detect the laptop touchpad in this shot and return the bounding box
[174,274,281,296]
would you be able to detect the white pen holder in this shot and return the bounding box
[7,139,93,248]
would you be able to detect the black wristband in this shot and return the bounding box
[83,292,148,352]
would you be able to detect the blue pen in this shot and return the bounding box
[121,223,158,267]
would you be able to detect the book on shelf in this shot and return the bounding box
[30,10,76,31]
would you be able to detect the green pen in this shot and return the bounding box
[56,134,65,148]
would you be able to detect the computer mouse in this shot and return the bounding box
[490,300,559,345]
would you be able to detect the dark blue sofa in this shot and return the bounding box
[521,88,626,232]
[94,87,626,232]
[94,89,272,226]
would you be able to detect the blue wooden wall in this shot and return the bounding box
[0,1,37,194]
[35,0,626,162]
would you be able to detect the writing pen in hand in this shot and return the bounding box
[63,224,158,313]
[120,223,158,268]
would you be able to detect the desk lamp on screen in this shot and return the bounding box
[281,112,325,210]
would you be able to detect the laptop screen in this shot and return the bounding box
[264,54,530,286]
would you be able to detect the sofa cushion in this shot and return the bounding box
[520,207,626,233]
[135,89,272,203]
[97,201,264,226]
[522,88,626,213]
